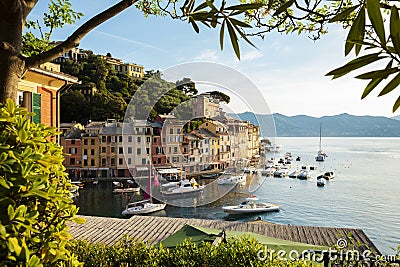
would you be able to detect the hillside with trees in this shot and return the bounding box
[59,52,194,123]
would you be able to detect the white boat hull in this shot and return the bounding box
[122,203,166,216]
[223,204,280,214]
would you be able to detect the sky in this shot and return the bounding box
[29,0,400,118]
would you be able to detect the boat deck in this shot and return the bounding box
[68,215,379,253]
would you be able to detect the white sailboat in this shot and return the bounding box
[122,167,166,216]
[316,123,327,162]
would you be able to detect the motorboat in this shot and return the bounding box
[201,173,220,179]
[261,168,275,176]
[222,197,280,214]
[217,175,246,185]
[122,199,166,216]
[317,176,326,186]
[161,179,204,196]
[113,187,140,193]
[297,170,311,180]
[288,170,300,178]
[323,172,334,180]
[273,166,289,178]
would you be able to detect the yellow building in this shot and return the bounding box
[192,93,220,118]
[101,55,144,78]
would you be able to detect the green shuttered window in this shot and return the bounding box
[32,92,41,124]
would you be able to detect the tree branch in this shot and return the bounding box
[25,0,137,70]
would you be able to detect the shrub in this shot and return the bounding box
[0,99,84,266]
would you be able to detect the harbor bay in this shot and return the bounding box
[75,137,400,254]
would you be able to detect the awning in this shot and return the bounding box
[157,168,181,174]
[136,166,149,171]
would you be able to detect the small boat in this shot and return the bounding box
[288,170,300,178]
[317,177,326,187]
[222,197,280,214]
[296,156,301,161]
[217,175,246,185]
[261,168,274,176]
[122,199,166,216]
[113,187,140,193]
[201,173,220,179]
[162,179,204,196]
[323,172,334,180]
[297,170,311,180]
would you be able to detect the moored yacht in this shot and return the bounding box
[222,197,280,214]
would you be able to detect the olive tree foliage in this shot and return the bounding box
[0,99,84,266]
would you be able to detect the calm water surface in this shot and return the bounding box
[75,137,400,254]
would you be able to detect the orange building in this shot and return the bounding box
[17,62,78,128]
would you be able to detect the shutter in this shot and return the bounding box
[31,92,41,124]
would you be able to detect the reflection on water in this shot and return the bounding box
[75,138,400,254]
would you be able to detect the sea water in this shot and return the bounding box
[75,137,400,254]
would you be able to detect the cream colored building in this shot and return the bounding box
[192,94,220,118]
[101,55,144,78]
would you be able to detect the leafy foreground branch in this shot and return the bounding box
[0,99,84,267]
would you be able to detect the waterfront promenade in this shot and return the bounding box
[68,215,379,253]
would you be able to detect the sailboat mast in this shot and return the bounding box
[319,123,322,151]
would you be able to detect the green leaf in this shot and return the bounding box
[329,6,359,22]
[326,53,385,79]
[225,3,265,11]
[27,255,42,267]
[355,68,397,80]
[8,237,22,256]
[189,18,200,33]
[193,2,209,12]
[273,0,296,16]
[226,20,240,59]
[229,18,252,28]
[379,73,400,96]
[229,19,257,49]
[393,95,400,112]
[220,20,225,50]
[390,6,400,55]
[367,0,386,45]
[345,9,365,56]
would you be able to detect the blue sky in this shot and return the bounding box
[30,1,400,117]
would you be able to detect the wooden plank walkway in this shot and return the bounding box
[68,215,379,253]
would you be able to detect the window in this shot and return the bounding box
[111,147,115,153]
[128,147,132,154]
[170,128,173,134]
[147,137,150,143]
[91,139,95,145]
[71,140,75,145]
[146,148,150,154]
[102,136,106,143]
[69,158,75,165]
[157,158,161,164]
[31,92,41,124]
[101,158,106,166]
[127,158,132,165]
[137,136,141,143]
[91,149,95,155]
[119,147,123,154]
[119,136,122,142]
[128,136,132,142]
[83,149,87,155]
[90,159,95,166]
[137,148,141,155]
[153,137,157,143]
[84,139,88,145]
[84,159,88,166]
[111,158,115,166]
[177,128,181,134]
[168,147,171,153]
[111,136,115,143]
[101,147,106,153]
[142,158,146,165]
[174,147,178,153]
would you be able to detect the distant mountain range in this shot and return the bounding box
[230,112,400,137]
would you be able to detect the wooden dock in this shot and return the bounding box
[68,215,380,253]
